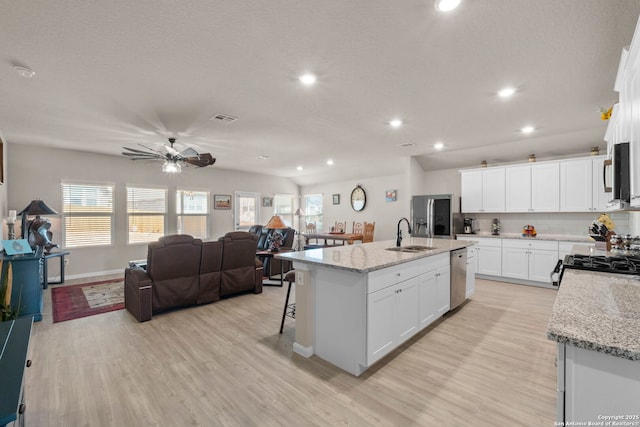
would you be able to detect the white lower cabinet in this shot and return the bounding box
[501,239,558,284]
[466,249,476,298]
[367,253,451,367]
[558,241,595,260]
[463,237,501,276]
[418,264,451,329]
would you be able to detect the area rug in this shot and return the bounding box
[51,278,125,323]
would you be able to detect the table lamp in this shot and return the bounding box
[265,215,287,252]
[19,199,59,254]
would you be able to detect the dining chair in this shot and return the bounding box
[332,221,347,245]
[362,222,375,243]
[352,222,363,234]
[305,222,319,245]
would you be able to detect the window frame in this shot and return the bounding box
[303,194,323,233]
[274,193,294,227]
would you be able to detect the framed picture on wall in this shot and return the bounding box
[262,197,273,207]
[332,194,340,205]
[214,194,232,210]
[385,190,397,202]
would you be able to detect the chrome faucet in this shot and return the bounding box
[396,217,412,247]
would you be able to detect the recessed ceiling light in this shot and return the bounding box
[434,142,444,150]
[434,0,461,12]
[389,119,403,128]
[521,126,535,134]
[326,159,334,166]
[14,66,35,78]
[296,165,303,171]
[497,87,516,98]
[299,73,317,86]
[257,155,269,160]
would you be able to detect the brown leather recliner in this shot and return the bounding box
[125,233,262,322]
[219,231,262,296]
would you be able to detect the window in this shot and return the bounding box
[304,194,323,232]
[62,182,114,247]
[274,194,294,227]
[177,190,209,239]
[127,186,167,243]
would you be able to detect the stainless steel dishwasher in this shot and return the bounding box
[450,248,467,310]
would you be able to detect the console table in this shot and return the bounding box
[43,250,70,288]
[1,250,43,321]
[0,317,33,427]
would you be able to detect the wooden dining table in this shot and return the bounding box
[303,232,364,245]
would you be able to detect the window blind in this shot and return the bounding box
[274,194,294,227]
[177,190,209,238]
[127,186,166,243]
[62,183,114,247]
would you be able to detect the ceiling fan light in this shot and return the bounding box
[162,160,182,174]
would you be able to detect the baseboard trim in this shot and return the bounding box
[293,342,313,358]
[60,269,124,282]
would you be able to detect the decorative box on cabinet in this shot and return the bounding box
[0,317,33,427]
[1,249,44,322]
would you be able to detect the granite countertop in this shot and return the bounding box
[546,269,640,361]
[457,233,594,243]
[276,237,474,273]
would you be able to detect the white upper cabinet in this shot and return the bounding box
[532,162,560,211]
[560,158,593,212]
[482,168,506,212]
[505,165,531,212]
[460,168,505,213]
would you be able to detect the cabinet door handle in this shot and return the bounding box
[19,403,26,414]
[26,359,32,368]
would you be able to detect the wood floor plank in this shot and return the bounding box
[26,277,558,426]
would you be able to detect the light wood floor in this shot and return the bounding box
[26,276,558,426]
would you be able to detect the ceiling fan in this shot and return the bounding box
[122,138,216,174]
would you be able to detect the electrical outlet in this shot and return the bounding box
[296,271,304,285]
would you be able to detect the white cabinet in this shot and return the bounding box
[465,247,476,298]
[505,163,560,212]
[366,253,451,367]
[500,239,559,284]
[367,276,420,365]
[560,158,593,212]
[463,237,501,276]
[460,168,505,213]
[532,162,561,211]
[630,69,640,206]
[557,343,640,424]
[418,264,450,329]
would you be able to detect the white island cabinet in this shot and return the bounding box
[277,238,474,376]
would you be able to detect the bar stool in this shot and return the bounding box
[279,270,296,333]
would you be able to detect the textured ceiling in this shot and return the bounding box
[1,1,639,185]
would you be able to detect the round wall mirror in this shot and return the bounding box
[350,185,366,211]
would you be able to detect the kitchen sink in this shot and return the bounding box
[386,245,435,253]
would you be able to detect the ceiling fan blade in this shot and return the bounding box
[184,153,215,167]
[123,146,157,155]
[165,145,181,158]
[180,147,199,158]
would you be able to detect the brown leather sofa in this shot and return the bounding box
[125,233,263,322]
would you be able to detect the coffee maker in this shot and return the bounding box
[463,218,475,234]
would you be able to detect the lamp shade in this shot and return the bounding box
[19,199,58,216]
[265,215,287,229]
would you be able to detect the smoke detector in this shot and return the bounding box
[14,66,35,78]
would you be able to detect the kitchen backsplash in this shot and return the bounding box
[467,212,635,237]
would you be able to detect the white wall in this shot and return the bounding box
[7,143,299,278]
[302,173,408,242]
[0,130,7,225]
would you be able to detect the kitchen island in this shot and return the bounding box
[277,238,475,376]
[547,268,640,423]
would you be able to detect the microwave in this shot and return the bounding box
[606,142,631,210]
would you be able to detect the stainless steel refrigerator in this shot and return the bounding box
[411,194,453,238]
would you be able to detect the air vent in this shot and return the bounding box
[210,113,238,123]
[399,142,415,148]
